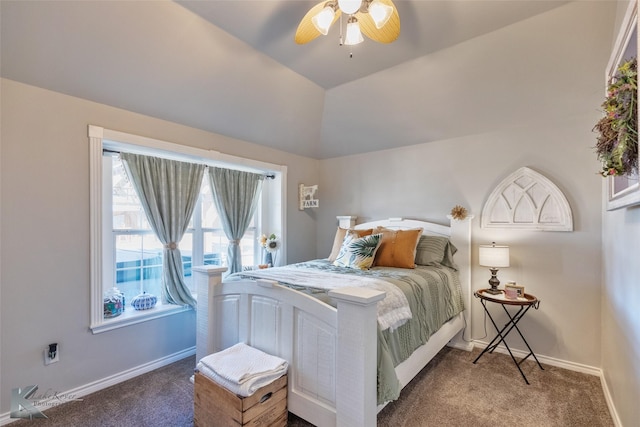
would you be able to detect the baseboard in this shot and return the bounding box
[599,372,623,427]
[473,340,622,426]
[473,339,601,376]
[0,346,195,426]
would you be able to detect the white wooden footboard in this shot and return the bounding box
[194,267,384,427]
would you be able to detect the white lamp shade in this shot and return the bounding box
[344,20,364,45]
[368,0,393,29]
[312,6,336,35]
[338,0,363,15]
[479,244,510,268]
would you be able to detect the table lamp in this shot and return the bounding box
[479,242,510,294]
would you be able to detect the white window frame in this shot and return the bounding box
[89,125,287,333]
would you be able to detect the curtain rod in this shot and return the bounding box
[103,149,276,179]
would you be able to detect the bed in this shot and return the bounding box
[193,216,473,427]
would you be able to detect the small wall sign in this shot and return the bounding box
[299,184,319,210]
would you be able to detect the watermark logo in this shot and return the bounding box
[10,385,83,419]
[11,385,47,419]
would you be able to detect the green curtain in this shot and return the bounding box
[120,153,204,307]
[208,167,264,275]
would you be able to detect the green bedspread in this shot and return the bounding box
[234,259,465,404]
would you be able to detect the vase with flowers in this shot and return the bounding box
[258,233,280,267]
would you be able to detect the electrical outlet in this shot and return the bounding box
[44,343,59,365]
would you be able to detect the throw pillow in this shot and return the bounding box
[333,233,383,270]
[414,235,450,266]
[373,227,423,269]
[327,227,374,261]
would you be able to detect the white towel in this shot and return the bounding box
[196,362,286,397]
[197,343,288,397]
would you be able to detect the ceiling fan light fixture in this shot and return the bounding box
[338,0,362,15]
[312,5,336,35]
[344,17,364,45]
[368,0,393,29]
[295,0,399,45]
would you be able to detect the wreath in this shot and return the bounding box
[593,57,638,177]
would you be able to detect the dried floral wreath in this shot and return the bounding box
[594,57,638,177]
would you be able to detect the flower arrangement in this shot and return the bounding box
[594,57,638,177]
[258,233,280,266]
[258,233,281,253]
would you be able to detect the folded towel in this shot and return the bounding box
[196,362,286,397]
[197,343,288,397]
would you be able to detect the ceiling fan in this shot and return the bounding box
[295,0,400,46]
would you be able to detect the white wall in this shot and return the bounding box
[602,205,640,426]
[318,1,613,368]
[0,78,319,414]
[600,1,640,425]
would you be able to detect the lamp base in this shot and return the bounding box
[485,268,501,294]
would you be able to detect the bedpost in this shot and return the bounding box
[193,266,228,363]
[448,215,474,351]
[329,287,386,427]
[337,215,357,228]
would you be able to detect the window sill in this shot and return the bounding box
[90,302,193,334]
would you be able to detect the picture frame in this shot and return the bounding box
[605,1,640,211]
[608,173,640,210]
[298,183,319,210]
[505,283,525,298]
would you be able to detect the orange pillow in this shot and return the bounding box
[373,227,423,269]
[328,227,374,261]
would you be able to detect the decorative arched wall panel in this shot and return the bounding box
[481,167,573,231]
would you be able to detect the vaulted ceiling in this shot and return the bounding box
[1,1,570,159]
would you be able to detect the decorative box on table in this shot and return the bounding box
[194,372,287,427]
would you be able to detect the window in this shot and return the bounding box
[106,155,258,305]
[89,126,286,333]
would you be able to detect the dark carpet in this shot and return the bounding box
[9,347,613,426]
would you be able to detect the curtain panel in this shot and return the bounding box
[120,153,204,307]
[208,167,264,275]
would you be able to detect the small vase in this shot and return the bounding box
[263,251,273,267]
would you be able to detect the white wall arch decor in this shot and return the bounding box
[481,167,573,231]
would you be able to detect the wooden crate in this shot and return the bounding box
[194,372,287,427]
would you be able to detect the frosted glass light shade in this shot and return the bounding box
[368,0,393,29]
[344,19,364,45]
[479,244,510,268]
[338,0,362,15]
[312,6,336,35]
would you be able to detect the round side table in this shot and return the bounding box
[473,289,543,384]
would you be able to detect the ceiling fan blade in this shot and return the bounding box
[295,1,341,45]
[358,0,400,44]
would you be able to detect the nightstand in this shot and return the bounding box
[473,288,543,384]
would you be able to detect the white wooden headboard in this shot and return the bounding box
[353,217,450,237]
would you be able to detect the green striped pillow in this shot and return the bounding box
[415,235,458,270]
